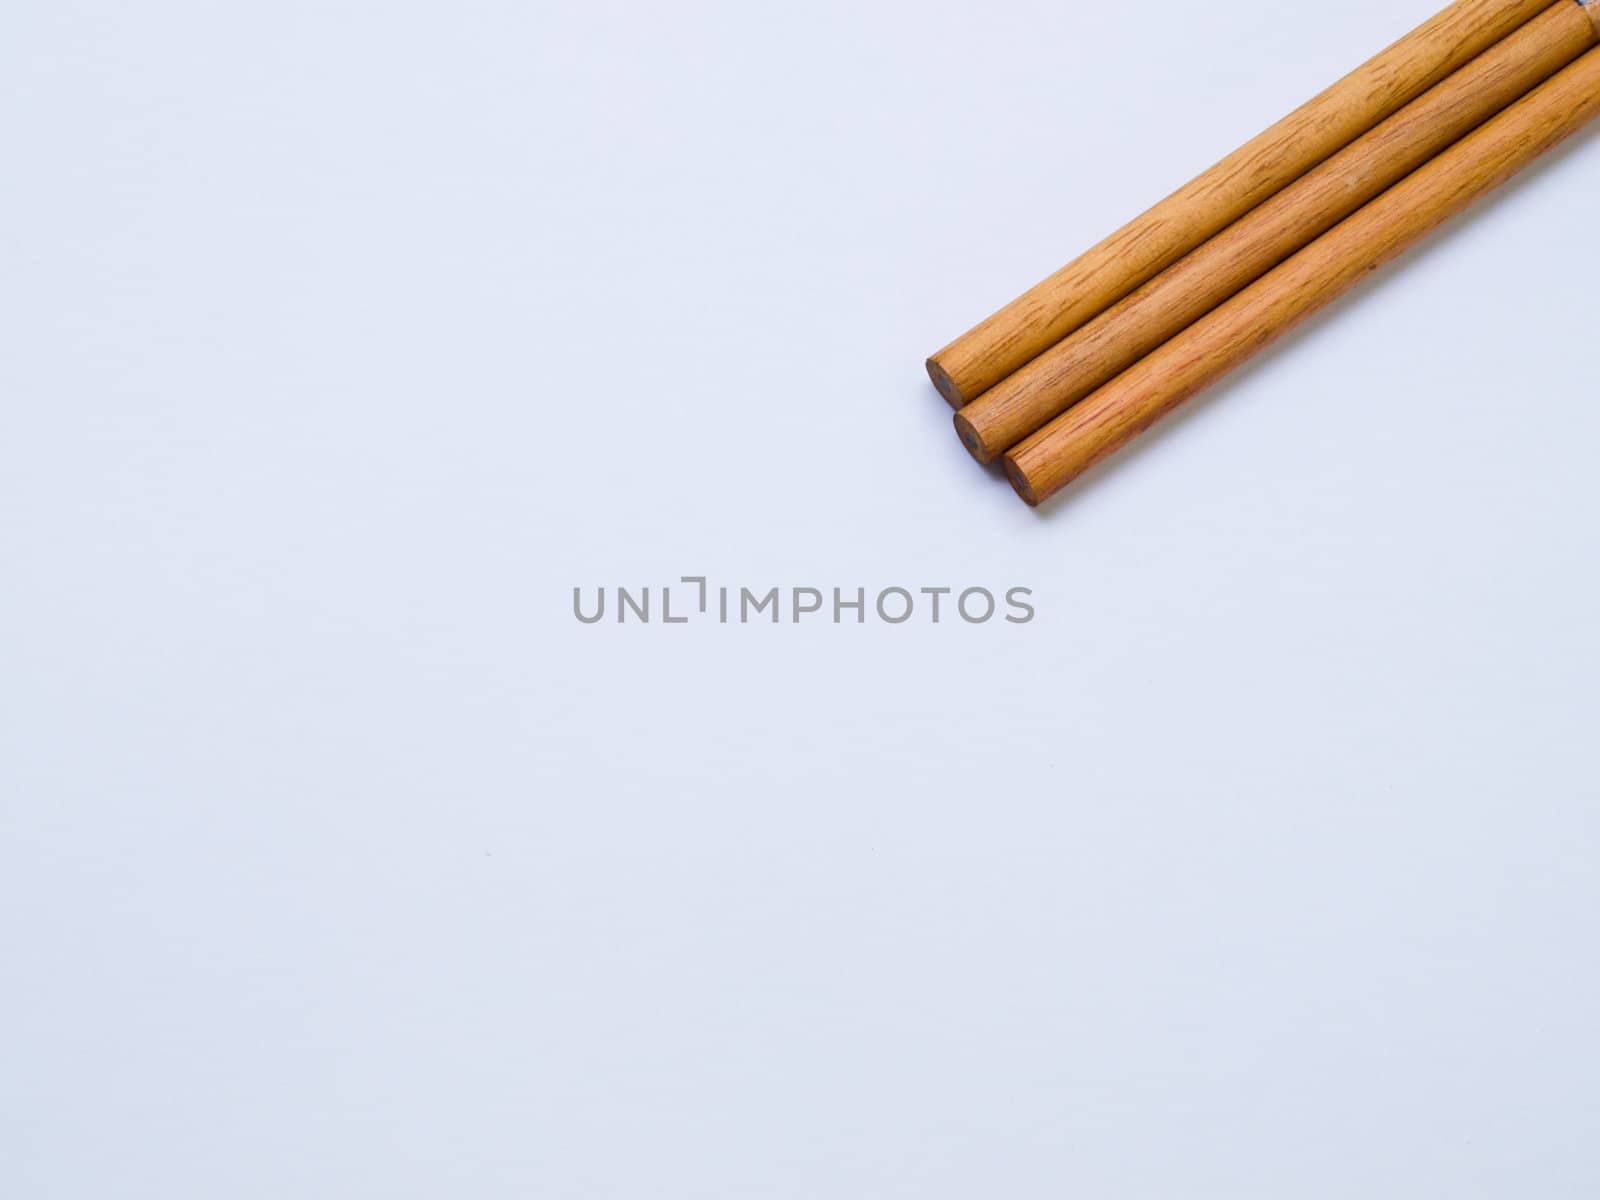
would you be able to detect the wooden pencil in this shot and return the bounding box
[954,1,1598,465]
[925,0,1554,409]
[1002,44,1600,507]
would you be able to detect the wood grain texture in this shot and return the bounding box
[926,0,1554,409]
[955,2,1596,464]
[1003,46,1600,507]
[1586,0,1600,34]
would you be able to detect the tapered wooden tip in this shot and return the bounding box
[925,356,965,408]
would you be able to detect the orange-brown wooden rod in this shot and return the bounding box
[926,0,1554,409]
[1002,45,1600,507]
[956,1,1597,465]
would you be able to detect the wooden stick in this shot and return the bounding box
[954,3,1598,466]
[1002,45,1600,507]
[925,0,1554,409]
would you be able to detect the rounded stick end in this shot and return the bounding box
[952,410,999,465]
[925,356,965,408]
[1002,455,1040,507]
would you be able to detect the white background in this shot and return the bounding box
[4,1,1599,1195]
